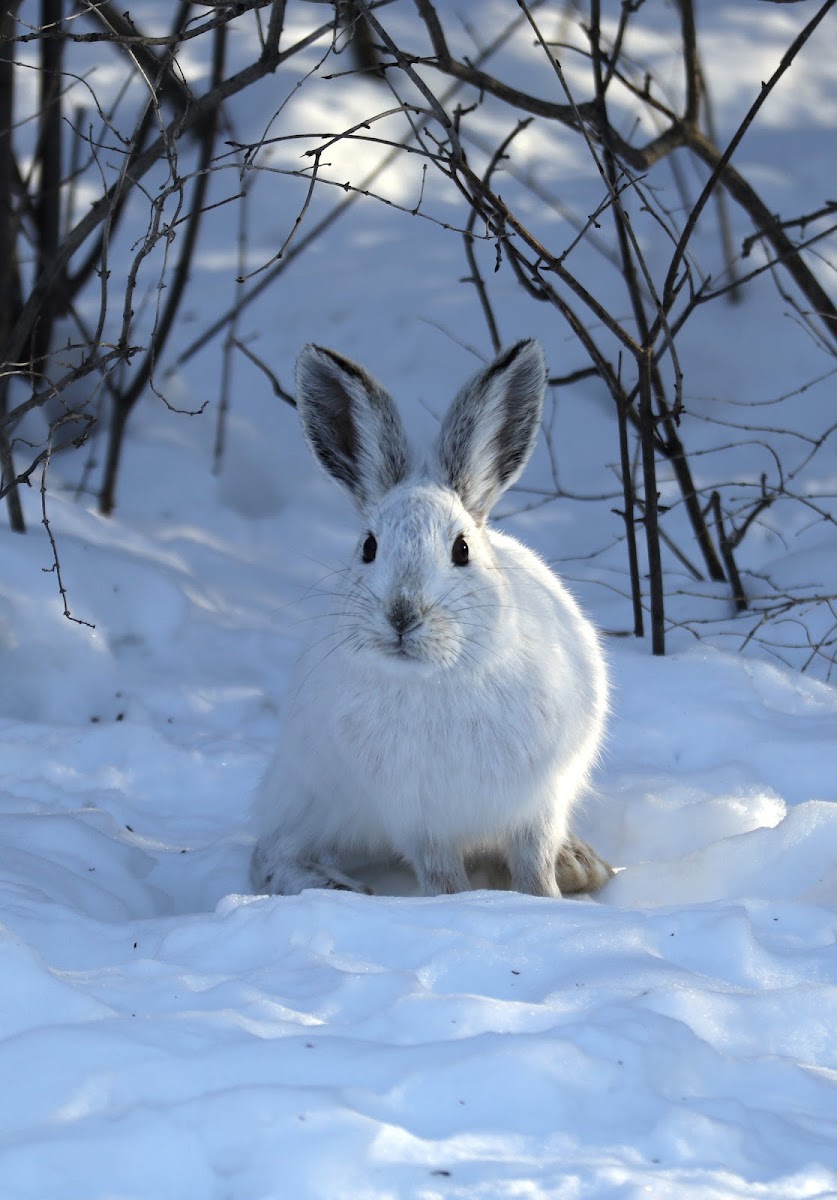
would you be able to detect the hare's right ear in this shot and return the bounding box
[295,345,411,512]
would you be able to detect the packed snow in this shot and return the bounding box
[1,2,835,1197]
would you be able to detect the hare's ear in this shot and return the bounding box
[295,345,411,511]
[435,339,547,522]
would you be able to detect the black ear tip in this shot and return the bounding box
[477,341,547,413]
[298,344,366,383]
[488,338,546,378]
[514,338,546,368]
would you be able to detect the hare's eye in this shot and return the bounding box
[361,533,377,563]
[451,535,469,566]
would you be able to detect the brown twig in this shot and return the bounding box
[40,439,95,627]
[232,338,296,407]
[710,491,748,613]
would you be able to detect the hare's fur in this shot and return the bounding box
[251,341,610,897]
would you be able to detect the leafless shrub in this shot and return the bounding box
[1,1,835,676]
[0,0,340,519]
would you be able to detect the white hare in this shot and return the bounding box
[251,340,611,898]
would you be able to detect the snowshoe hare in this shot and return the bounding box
[251,340,611,898]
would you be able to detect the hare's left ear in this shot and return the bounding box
[434,339,547,522]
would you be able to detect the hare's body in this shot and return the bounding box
[251,342,610,897]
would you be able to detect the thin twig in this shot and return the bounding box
[40,441,95,627]
[233,338,296,407]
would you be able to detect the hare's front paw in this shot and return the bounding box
[410,841,470,896]
[556,834,614,894]
[321,869,375,895]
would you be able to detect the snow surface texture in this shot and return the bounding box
[2,3,836,1198]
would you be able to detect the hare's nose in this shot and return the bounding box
[388,596,420,636]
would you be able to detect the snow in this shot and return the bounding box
[1,2,836,1197]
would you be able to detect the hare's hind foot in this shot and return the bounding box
[251,839,374,896]
[469,834,613,897]
[556,834,614,894]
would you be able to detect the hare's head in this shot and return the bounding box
[295,340,547,674]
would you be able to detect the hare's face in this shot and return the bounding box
[343,481,504,674]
